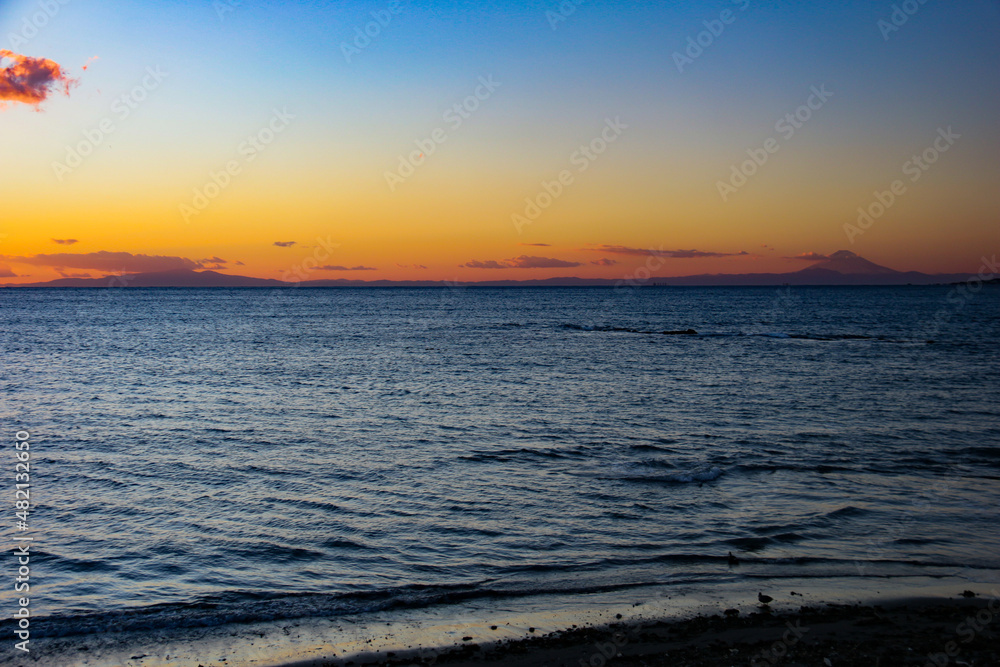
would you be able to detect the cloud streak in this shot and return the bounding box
[51,238,79,245]
[0,50,76,109]
[318,265,377,271]
[787,252,830,261]
[586,245,749,259]
[462,255,582,269]
[199,256,228,269]
[273,241,296,247]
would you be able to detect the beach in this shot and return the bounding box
[348,596,1000,667]
[22,578,1000,666]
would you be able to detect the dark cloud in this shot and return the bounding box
[787,252,830,261]
[519,243,551,247]
[586,245,748,259]
[590,258,617,266]
[2,251,201,273]
[463,255,582,269]
[0,50,77,109]
[318,265,377,271]
[0,265,16,278]
[234,260,245,266]
[0,250,225,275]
[463,259,507,269]
[51,238,79,245]
[273,241,296,248]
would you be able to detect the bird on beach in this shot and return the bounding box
[727,552,739,566]
[758,592,774,605]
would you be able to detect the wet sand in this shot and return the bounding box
[308,595,999,667]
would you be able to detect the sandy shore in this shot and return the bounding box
[308,595,999,667]
[17,580,999,666]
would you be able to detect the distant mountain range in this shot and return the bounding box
[2,251,982,287]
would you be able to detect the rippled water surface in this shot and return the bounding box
[1,286,998,635]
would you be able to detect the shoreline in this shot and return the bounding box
[18,576,1000,666]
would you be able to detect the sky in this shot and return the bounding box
[1,0,999,283]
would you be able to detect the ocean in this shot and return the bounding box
[2,285,999,661]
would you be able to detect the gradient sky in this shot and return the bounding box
[2,0,999,283]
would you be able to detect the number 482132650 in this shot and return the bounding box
[15,437,30,521]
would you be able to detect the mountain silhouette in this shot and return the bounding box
[2,252,978,287]
[797,250,898,275]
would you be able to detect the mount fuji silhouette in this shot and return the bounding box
[796,250,898,275]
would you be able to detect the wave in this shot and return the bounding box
[561,324,903,342]
[628,444,672,452]
[614,466,724,484]
[459,445,592,463]
[959,446,1000,459]
[562,324,697,335]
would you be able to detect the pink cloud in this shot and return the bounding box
[0,50,77,110]
[585,245,748,259]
